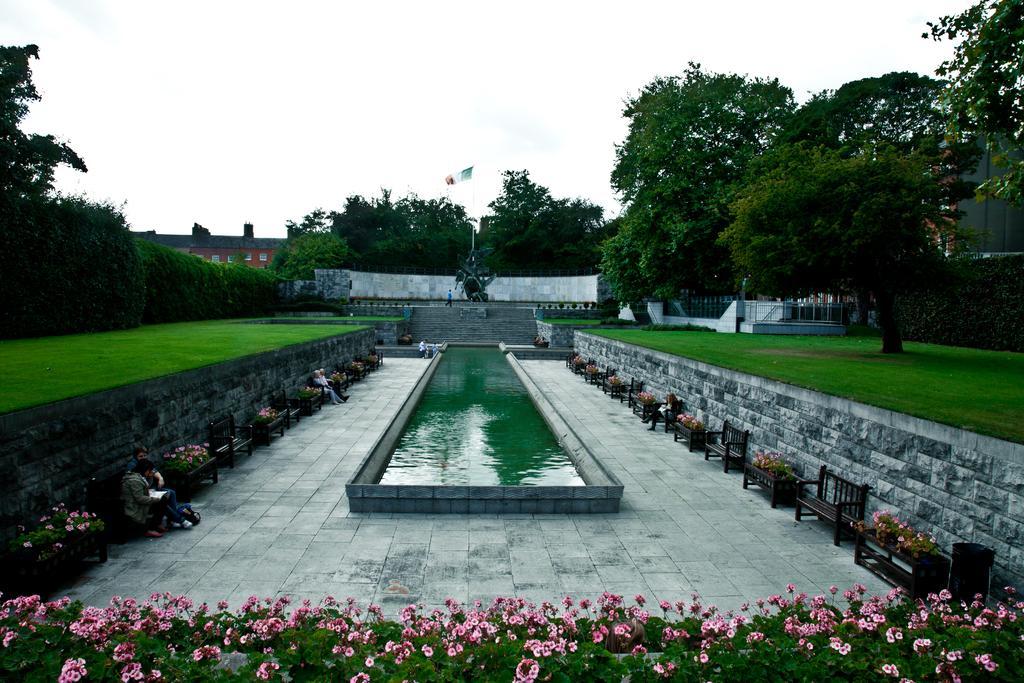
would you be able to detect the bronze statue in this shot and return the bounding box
[454,248,495,302]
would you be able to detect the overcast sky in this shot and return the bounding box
[0,0,969,238]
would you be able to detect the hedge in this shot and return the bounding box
[136,240,280,323]
[0,197,145,339]
[896,255,1024,352]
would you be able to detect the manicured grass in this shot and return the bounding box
[0,321,369,414]
[547,319,603,325]
[273,316,404,322]
[589,329,1024,443]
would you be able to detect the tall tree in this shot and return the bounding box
[485,170,608,271]
[0,45,86,208]
[270,232,354,281]
[604,63,794,299]
[285,208,331,237]
[927,0,1024,205]
[723,145,967,353]
[781,72,946,155]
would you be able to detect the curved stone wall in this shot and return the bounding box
[574,332,1024,593]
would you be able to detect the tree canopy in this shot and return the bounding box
[602,63,795,300]
[723,144,966,353]
[927,0,1024,205]
[269,231,355,281]
[484,170,609,271]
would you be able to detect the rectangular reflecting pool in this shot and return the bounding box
[346,345,623,514]
[379,347,583,486]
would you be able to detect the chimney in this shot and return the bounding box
[243,222,254,239]
[192,222,210,240]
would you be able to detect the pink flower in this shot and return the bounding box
[974,654,997,672]
[256,662,280,679]
[59,658,88,683]
[515,658,540,683]
[121,662,144,681]
[421,645,433,657]
[3,632,16,647]
[192,645,221,662]
[881,663,899,677]
[349,675,369,683]
[364,656,374,667]
[698,652,709,664]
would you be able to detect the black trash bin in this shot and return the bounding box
[949,543,995,602]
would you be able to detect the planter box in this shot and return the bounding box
[298,394,323,416]
[742,463,798,508]
[673,424,707,452]
[854,530,950,599]
[251,414,287,447]
[4,531,107,597]
[164,457,218,502]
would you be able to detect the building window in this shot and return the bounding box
[260,253,268,262]
[227,254,235,262]
[211,254,220,263]
[244,252,252,261]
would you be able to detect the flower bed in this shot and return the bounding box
[742,450,798,508]
[161,444,218,502]
[854,512,950,599]
[251,408,285,447]
[296,387,322,416]
[673,412,707,451]
[0,587,1020,681]
[3,506,106,595]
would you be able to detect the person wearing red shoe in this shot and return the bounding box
[121,459,168,538]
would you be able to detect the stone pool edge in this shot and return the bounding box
[345,343,623,514]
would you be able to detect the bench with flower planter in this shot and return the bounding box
[271,389,301,427]
[161,443,218,501]
[672,413,708,452]
[626,379,646,409]
[330,370,350,394]
[631,391,661,422]
[703,421,750,473]
[250,407,286,447]
[296,386,324,416]
[347,359,367,381]
[742,451,799,508]
[602,374,627,400]
[208,414,253,468]
[795,465,870,546]
[853,511,950,599]
[3,504,107,597]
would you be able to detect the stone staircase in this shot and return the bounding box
[408,305,538,344]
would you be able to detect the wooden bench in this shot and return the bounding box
[86,473,130,545]
[208,414,253,469]
[703,421,750,473]
[164,454,219,501]
[271,389,301,427]
[795,465,871,546]
[626,380,645,408]
[672,418,708,451]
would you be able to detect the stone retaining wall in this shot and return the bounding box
[0,328,375,542]
[574,332,1024,592]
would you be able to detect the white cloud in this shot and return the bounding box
[0,0,970,237]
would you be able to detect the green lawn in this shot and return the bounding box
[546,319,603,325]
[0,321,369,414]
[589,330,1024,443]
[273,316,404,322]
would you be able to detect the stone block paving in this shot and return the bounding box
[58,357,887,616]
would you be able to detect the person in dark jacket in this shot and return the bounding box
[121,459,167,538]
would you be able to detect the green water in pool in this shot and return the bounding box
[379,347,583,486]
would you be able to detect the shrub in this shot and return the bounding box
[895,255,1024,352]
[601,317,637,326]
[272,300,344,314]
[137,240,279,323]
[0,196,145,338]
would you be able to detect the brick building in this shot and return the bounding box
[132,222,284,268]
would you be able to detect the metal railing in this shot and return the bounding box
[342,264,597,277]
[744,300,848,325]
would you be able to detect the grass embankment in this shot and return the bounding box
[0,320,368,414]
[589,329,1024,443]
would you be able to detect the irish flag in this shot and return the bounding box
[445,166,473,185]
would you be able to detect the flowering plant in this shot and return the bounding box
[573,355,587,366]
[251,407,279,425]
[8,504,105,562]
[636,391,657,406]
[162,443,211,474]
[585,364,599,375]
[608,375,624,387]
[0,586,1021,680]
[676,413,703,431]
[298,387,321,400]
[366,354,378,365]
[330,372,346,384]
[854,511,941,558]
[751,451,796,480]
[348,361,365,373]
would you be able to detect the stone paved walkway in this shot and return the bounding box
[59,356,886,615]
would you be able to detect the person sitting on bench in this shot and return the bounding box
[647,393,682,431]
[313,369,347,404]
[126,445,189,529]
[122,459,184,537]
